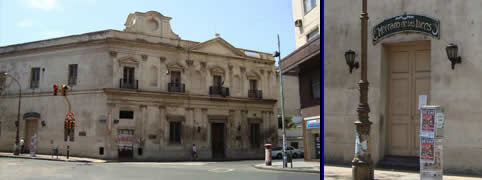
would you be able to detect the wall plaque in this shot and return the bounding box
[372,14,440,44]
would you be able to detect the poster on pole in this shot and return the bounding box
[421,109,435,138]
[420,106,444,180]
[420,138,434,163]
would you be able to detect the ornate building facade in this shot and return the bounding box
[0,11,278,160]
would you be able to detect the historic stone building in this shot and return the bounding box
[0,11,279,161]
[325,0,482,175]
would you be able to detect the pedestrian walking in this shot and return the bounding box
[19,138,25,154]
[192,144,197,161]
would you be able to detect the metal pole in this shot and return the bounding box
[352,0,374,179]
[276,34,288,168]
[3,73,22,156]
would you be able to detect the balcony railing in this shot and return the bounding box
[120,79,138,89]
[248,89,263,99]
[209,86,230,97]
[168,82,185,93]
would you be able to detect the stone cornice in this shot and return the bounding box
[103,88,277,105]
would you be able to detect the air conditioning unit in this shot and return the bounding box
[294,19,302,27]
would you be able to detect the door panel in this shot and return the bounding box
[25,120,38,151]
[211,123,225,158]
[388,42,430,157]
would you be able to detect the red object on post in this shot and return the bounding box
[264,144,272,166]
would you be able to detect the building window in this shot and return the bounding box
[0,72,5,90]
[213,75,222,87]
[119,111,134,119]
[121,67,137,89]
[250,123,260,147]
[99,147,104,155]
[169,122,182,144]
[312,75,320,100]
[68,64,78,85]
[291,142,299,149]
[249,80,258,90]
[304,0,317,14]
[307,28,319,41]
[170,71,181,84]
[30,68,40,88]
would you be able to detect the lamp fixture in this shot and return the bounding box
[446,43,462,70]
[344,50,359,73]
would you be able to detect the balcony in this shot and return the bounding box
[120,79,138,89]
[209,86,230,97]
[168,82,185,93]
[248,90,263,99]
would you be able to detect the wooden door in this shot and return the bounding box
[25,120,38,151]
[211,123,225,158]
[387,41,430,157]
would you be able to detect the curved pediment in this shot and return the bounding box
[210,65,225,76]
[167,62,185,72]
[118,56,139,66]
[246,70,261,80]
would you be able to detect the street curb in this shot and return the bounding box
[252,164,320,174]
[0,154,102,163]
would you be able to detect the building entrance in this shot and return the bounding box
[25,119,38,153]
[211,123,225,159]
[387,41,431,157]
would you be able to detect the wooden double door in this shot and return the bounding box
[387,41,431,157]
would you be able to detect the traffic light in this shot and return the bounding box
[53,84,59,96]
[65,120,70,129]
[70,120,75,129]
[61,85,69,96]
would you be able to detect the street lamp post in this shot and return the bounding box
[351,0,374,179]
[1,73,22,156]
[273,34,288,168]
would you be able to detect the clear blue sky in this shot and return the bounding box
[0,0,296,60]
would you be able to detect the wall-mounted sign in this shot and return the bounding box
[372,14,440,44]
[306,119,320,129]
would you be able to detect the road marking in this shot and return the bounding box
[208,168,234,173]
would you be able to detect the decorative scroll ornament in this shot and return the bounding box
[372,14,440,44]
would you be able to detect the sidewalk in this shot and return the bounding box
[0,152,106,163]
[324,165,482,180]
[253,159,320,173]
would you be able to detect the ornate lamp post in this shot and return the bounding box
[351,0,374,179]
[1,72,22,156]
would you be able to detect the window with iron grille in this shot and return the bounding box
[213,75,222,87]
[250,123,260,147]
[170,71,181,83]
[249,80,258,90]
[30,68,40,88]
[169,122,182,144]
[68,64,78,85]
[123,67,135,85]
[0,72,5,90]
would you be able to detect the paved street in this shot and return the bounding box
[0,158,320,180]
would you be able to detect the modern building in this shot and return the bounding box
[0,11,279,161]
[280,0,320,161]
[275,74,303,151]
[325,0,482,175]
